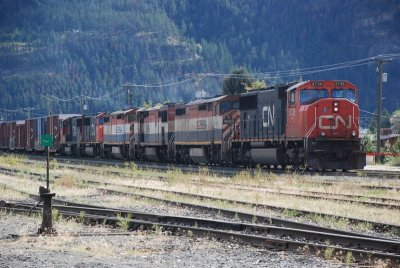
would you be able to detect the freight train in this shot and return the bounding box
[0,80,366,170]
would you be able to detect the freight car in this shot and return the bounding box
[0,80,366,170]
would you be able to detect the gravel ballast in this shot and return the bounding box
[0,212,337,267]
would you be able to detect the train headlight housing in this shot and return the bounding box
[352,131,356,136]
[333,106,339,112]
[333,102,339,107]
[321,131,326,136]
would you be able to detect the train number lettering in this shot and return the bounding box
[335,81,345,87]
[311,81,323,87]
[197,119,207,129]
[223,118,235,125]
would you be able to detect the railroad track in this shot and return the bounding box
[1,169,399,235]
[3,156,400,198]
[1,200,399,265]
[1,165,399,211]
[5,152,400,180]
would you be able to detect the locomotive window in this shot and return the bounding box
[117,115,122,119]
[104,117,110,123]
[199,104,207,111]
[176,108,185,116]
[289,91,295,104]
[300,89,328,105]
[220,101,239,113]
[128,114,136,122]
[332,89,356,103]
[84,118,90,126]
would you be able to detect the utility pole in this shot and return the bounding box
[80,95,88,115]
[194,75,206,99]
[375,56,392,163]
[46,98,52,116]
[23,108,34,119]
[122,84,134,108]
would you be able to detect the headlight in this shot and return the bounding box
[333,107,339,112]
[321,131,326,136]
[333,102,339,107]
[352,131,356,136]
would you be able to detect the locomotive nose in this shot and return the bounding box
[316,99,358,139]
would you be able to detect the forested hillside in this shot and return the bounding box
[1,0,399,126]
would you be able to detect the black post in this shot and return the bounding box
[38,187,56,234]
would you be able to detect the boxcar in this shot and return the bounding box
[0,122,6,149]
[25,119,35,151]
[15,120,26,150]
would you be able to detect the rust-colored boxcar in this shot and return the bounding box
[15,120,26,150]
[25,119,35,151]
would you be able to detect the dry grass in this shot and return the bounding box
[1,154,399,233]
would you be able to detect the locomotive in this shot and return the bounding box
[0,80,366,170]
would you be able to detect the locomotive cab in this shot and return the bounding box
[286,80,365,170]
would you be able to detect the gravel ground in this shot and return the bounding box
[0,212,339,268]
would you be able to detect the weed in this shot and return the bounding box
[187,230,193,237]
[198,166,209,177]
[117,213,132,231]
[77,180,88,189]
[166,169,184,185]
[234,212,241,221]
[79,211,86,223]
[282,209,301,218]
[216,210,222,218]
[324,240,334,260]
[194,222,198,228]
[254,192,261,203]
[129,162,139,173]
[152,224,163,235]
[251,215,257,223]
[346,251,353,267]
[52,208,60,221]
[49,159,59,169]
[232,170,252,182]
[58,175,76,188]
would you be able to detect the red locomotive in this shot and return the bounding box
[233,80,365,170]
[0,80,366,170]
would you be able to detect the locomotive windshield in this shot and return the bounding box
[332,89,356,103]
[220,101,239,113]
[300,89,328,104]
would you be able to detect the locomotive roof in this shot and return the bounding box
[59,114,81,120]
[109,108,137,115]
[186,95,228,106]
[286,81,308,92]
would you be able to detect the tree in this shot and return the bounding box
[390,109,400,133]
[222,68,253,95]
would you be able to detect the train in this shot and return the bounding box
[0,80,366,170]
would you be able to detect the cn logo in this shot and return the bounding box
[262,105,275,127]
[318,115,352,130]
